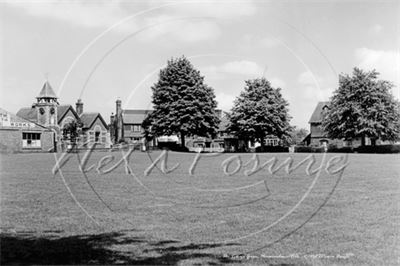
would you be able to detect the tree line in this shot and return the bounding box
[143,56,400,148]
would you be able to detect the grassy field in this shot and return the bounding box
[1,150,399,265]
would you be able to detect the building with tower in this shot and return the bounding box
[17,80,111,151]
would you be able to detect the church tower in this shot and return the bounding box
[35,80,59,127]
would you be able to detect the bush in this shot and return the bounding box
[158,142,189,152]
[171,146,190,152]
[294,144,400,153]
[328,146,354,153]
[294,146,325,153]
[255,146,289,152]
[355,144,400,154]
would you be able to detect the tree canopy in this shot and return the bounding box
[143,56,220,147]
[322,67,400,145]
[288,127,309,145]
[228,78,292,147]
[62,119,80,143]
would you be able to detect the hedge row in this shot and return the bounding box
[294,146,326,153]
[115,142,400,154]
[355,145,400,154]
[294,145,400,154]
[158,142,189,152]
[255,146,289,152]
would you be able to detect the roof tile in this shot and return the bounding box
[309,101,329,123]
[122,109,152,124]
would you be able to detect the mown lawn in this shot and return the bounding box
[0,150,399,265]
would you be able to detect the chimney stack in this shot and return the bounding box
[76,99,83,116]
[115,99,123,142]
[116,99,122,116]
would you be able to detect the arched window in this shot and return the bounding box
[94,125,101,142]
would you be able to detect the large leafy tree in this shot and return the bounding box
[228,78,292,147]
[322,68,400,146]
[143,56,220,147]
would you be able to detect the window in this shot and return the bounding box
[133,125,141,132]
[94,125,101,143]
[22,132,41,148]
[266,139,278,146]
[95,132,100,142]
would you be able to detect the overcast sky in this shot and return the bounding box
[1,0,399,128]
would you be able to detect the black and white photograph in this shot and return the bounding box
[0,0,399,265]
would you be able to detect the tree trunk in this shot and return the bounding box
[361,135,366,147]
[371,138,376,146]
[260,136,265,152]
[181,132,185,148]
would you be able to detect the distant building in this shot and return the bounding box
[17,81,110,150]
[109,100,156,147]
[0,108,54,153]
[307,101,334,147]
[109,99,282,152]
[110,99,230,150]
[306,101,395,148]
[188,111,246,152]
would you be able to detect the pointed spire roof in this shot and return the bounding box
[36,81,58,99]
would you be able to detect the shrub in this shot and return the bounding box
[256,146,289,152]
[294,146,325,153]
[328,146,354,153]
[158,142,189,152]
[355,144,400,154]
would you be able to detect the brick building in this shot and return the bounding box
[109,99,156,148]
[0,108,54,153]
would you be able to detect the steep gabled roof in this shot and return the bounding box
[80,112,108,130]
[309,101,330,123]
[122,109,152,124]
[37,81,58,99]
[57,105,79,123]
[16,107,37,122]
[218,111,230,131]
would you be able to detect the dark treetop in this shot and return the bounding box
[143,56,220,147]
[228,77,292,146]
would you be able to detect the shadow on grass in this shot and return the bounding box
[1,231,239,265]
